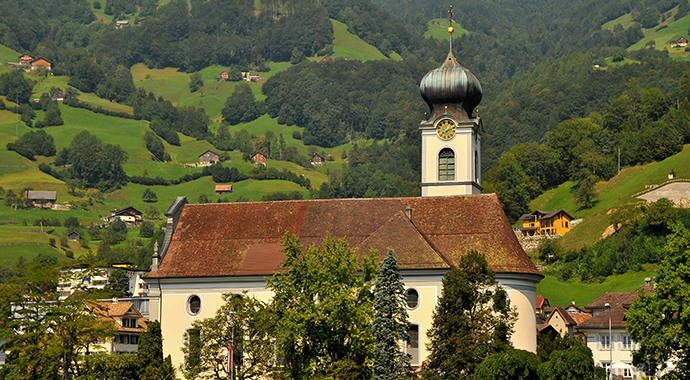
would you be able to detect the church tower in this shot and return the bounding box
[419,20,483,196]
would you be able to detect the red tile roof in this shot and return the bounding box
[147,195,541,279]
[577,286,653,329]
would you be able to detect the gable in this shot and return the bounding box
[147,195,540,279]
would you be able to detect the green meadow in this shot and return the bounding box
[0,44,20,64]
[329,20,387,62]
[537,264,657,306]
[530,144,690,252]
[424,18,470,41]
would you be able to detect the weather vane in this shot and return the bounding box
[447,5,455,50]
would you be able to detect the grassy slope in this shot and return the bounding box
[329,20,387,61]
[536,264,657,306]
[0,44,21,64]
[531,144,690,251]
[424,18,470,41]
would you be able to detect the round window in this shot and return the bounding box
[188,295,201,315]
[406,289,419,309]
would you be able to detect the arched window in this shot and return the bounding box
[406,288,419,309]
[438,148,455,181]
[406,324,420,365]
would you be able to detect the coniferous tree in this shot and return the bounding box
[371,249,412,380]
[421,251,516,380]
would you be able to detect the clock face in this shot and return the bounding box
[436,119,457,140]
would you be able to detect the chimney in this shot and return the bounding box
[112,296,118,304]
[152,240,160,272]
[405,206,412,220]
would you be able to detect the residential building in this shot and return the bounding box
[68,231,81,242]
[518,209,573,236]
[198,150,220,166]
[310,153,325,166]
[58,264,150,300]
[115,20,130,28]
[52,90,65,101]
[220,70,229,80]
[251,152,267,165]
[90,300,148,353]
[107,206,143,226]
[30,58,53,70]
[23,190,57,208]
[577,286,653,379]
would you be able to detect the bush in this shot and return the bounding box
[49,238,56,247]
[38,163,52,175]
[139,221,154,238]
[292,131,301,140]
[93,0,101,8]
[65,250,74,259]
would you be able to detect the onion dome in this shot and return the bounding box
[419,48,482,121]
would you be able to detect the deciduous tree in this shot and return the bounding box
[627,222,690,377]
[421,250,516,380]
[268,233,377,380]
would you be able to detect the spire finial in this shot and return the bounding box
[447,5,455,51]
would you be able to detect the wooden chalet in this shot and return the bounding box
[251,152,266,165]
[674,37,688,47]
[18,54,35,64]
[30,58,53,70]
[108,206,143,226]
[24,190,57,208]
[68,231,81,242]
[518,209,573,236]
[310,153,325,166]
[198,150,220,166]
[52,90,65,101]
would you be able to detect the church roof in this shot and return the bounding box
[147,194,540,279]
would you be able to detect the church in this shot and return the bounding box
[144,30,542,368]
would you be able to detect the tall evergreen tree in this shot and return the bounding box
[137,320,163,380]
[371,249,411,380]
[421,251,516,380]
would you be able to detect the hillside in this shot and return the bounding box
[530,144,690,252]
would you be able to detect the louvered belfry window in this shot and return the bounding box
[439,148,455,181]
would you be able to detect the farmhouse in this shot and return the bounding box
[518,209,573,236]
[18,54,35,64]
[52,90,65,101]
[30,58,53,70]
[116,20,130,28]
[309,153,325,166]
[23,190,57,208]
[673,37,688,48]
[251,152,267,165]
[108,206,143,226]
[68,231,81,242]
[198,150,220,166]
[145,36,543,369]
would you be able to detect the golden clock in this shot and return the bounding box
[436,119,457,140]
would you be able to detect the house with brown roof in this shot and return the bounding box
[215,184,233,194]
[108,206,143,226]
[251,152,266,165]
[536,294,550,315]
[144,195,543,368]
[576,285,654,379]
[518,209,573,236]
[220,70,229,80]
[673,37,688,47]
[24,190,57,208]
[198,150,220,166]
[90,300,148,353]
[18,54,35,65]
[52,90,65,101]
[310,153,325,166]
[30,58,53,70]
